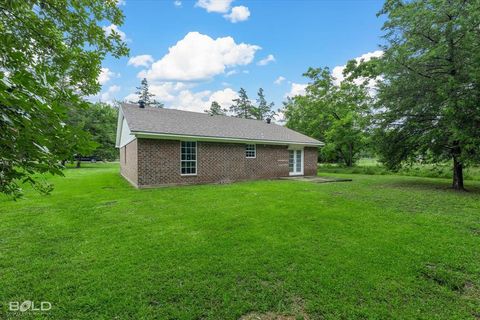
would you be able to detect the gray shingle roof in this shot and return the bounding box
[121,103,322,145]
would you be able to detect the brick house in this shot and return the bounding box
[115,103,323,188]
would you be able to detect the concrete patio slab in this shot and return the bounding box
[279,176,352,183]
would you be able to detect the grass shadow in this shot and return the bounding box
[380,178,480,195]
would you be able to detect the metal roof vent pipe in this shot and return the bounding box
[266,118,271,124]
[139,100,145,108]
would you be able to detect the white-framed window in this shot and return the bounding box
[245,144,256,158]
[181,141,197,175]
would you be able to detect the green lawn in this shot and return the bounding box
[1,163,479,319]
[319,158,480,181]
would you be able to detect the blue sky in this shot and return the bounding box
[97,0,385,114]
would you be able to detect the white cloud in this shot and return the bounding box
[124,82,238,113]
[174,0,182,7]
[225,69,238,76]
[150,82,190,102]
[125,82,191,103]
[207,88,238,109]
[98,67,116,85]
[171,87,238,113]
[257,54,275,66]
[173,90,212,112]
[274,76,285,85]
[136,70,148,79]
[196,0,233,13]
[128,55,154,67]
[332,50,383,86]
[285,83,307,98]
[131,87,236,113]
[124,93,138,103]
[100,85,121,103]
[196,1,250,23]
[224,6,250,23]
[143,32,260,81]
[103,24,127,41]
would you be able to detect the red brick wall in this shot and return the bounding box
[304,147,319,176]
[132,138,318,187]
[119,139,138,186]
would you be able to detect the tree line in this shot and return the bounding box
[1,0,478,195]
[282,0,480,190]
[205,87,276,120]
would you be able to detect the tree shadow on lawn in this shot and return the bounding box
[379,178,480,196]
[64,163,114,170]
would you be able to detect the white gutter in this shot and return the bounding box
[131,130,324,147]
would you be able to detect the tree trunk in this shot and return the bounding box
[76,160,81,168]
[348,143,353,167]
[452,156,465,191]
[61,159,66,166]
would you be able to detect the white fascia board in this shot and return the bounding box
[115,107,124,148]
[131,131,324,147]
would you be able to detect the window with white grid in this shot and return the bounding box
[245,144,256,158]
[181,141,197,175]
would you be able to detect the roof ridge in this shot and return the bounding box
[121,103,279,125]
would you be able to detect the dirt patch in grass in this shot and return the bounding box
[97,200,118,207]
[469,227,480,236]
[239,312,296,320]
[240,297,310,320]
[420,263,475,294]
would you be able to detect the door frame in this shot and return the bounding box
[288,147,304,176]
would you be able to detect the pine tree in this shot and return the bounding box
[205,101,227,116]
[254,88,276,120]
[135,78,164,108]
[230,88,254,119]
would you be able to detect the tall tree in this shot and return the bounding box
[135,78,163,108]
[230,88,255,119]
[205,101,227,116]
[283,68,371,166]
[57,102,118,167]
[61,104,99,168]
[84,103,118,161]
[367,0,480,190]
[253,88,276,120]
[0,0,128,196]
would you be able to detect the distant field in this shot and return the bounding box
[319,158,480,182]
[1,163,479,319]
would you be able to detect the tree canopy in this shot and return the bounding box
[229,87,276,120]
[230,88,255,119]
[0,0,128,196]
[361,0,480,190]
[253,88,276,120]
[283,67,372,166]
[62,102,118,165]
[205,101,227,116]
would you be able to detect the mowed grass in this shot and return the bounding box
[318,158,480,181]
[1,163,480,319]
